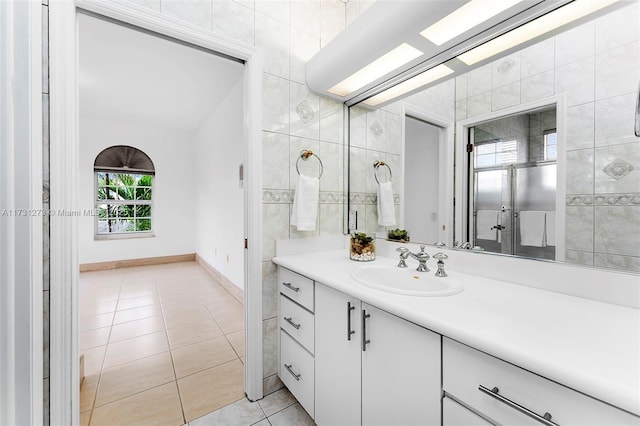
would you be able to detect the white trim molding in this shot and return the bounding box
[48,1,263,423]
[0,0,43,424]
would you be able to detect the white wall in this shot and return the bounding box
[194,71,245,289]
[78,116,196,263]
[404,117,440,244]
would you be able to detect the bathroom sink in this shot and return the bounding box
[351,265,464,296]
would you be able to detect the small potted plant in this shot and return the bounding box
[387,228,410,243]
[350,232,376,261]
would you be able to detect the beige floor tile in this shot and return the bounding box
[225,330,245,358]
[213,310,244,334]
[80,410,91,426]
[163,308,212,330]
[156,280,190,292]
[80,373,99,413]
[166,318,223,349]
[103,331,169,369]
[80,327,110,351]
[91,382,184,426]
[81,345,106,375]
[177,359,245,422]
[113,304,162,325]
[119,284,157,299]
[172,336,238,378]
[95,351,175,407]
[79,290,120,305]
[79,312,114,332]
[204,296,242,318]
[109,315,165,343]
[117,294,160,311]
[79,300,117,316]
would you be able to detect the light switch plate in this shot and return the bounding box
[348,210,358,230]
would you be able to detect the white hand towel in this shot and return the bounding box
[519,211,546,247]
[377,181,396,226]
[476,210,499,240]
[290,174,319,231]
[545,211,556,247]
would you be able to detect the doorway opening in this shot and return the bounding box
[71,9,254,425]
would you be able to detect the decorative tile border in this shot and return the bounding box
[567,193,640,206]
[262,189,346,204]
[349,192,401,205]
[262,190,401,205]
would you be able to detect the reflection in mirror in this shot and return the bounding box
[405,116,444,244]
[347,2,640,273]
[468,107,557,261]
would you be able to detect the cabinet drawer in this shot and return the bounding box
[280,330,314,418]
[443,396,492,426]
[443,338,639,425]
[278,268,314,312]
[280,295,314,354]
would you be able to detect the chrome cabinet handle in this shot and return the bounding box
[347,302,356,341]
[282,282,300,292]
[479,385,559,426]
[283,316,301,330]
[362,309,371,351]
[284,364,301,381]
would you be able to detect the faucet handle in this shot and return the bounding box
[433,253,448,277]
[434,241,446,247]
[396,247,409,268]
[433,253,448,261]
[419,245,426,252]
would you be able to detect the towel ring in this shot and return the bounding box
[373,161,392,184]
[296,149,323,178]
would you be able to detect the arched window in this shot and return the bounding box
[94,145,155,236]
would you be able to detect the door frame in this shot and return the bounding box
[455,94,566,260]
[48,1,263,424]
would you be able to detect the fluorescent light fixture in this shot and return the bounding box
[328,43,423,97]
[458,0,620,65]
[363,64,454,107]
[421,0,524,46]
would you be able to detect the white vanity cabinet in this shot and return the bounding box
[315,283,441,426]
[277,268,315,418]
[443,338,640,425]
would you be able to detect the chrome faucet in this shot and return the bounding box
[433,253,448,277]
[396,245,430,272]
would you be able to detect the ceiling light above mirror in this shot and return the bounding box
[328,43,423,97]
[458,0,621,65]
[363,64,455,107]
[420,0,525,46]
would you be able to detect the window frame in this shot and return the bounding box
[94,171,155,240]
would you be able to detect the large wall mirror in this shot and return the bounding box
[346,1,640,273]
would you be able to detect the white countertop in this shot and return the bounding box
[272,249,640,417]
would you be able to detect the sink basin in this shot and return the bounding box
[351,264,464,296]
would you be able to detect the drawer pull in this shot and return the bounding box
[284,363,301,381]
[282,282,300,292]
[362,310,371,351]
[347,302,356,341]
[283,316,301,329]
[479,385,558,426]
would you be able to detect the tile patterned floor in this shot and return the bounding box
[79,261,314,426]
[79,262,246,425]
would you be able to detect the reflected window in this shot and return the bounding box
[94,146,155,237]
[543,129,557,161]
[474,139,517,168]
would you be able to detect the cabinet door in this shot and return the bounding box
[315,284,362,426]
[361,303,441,426]
[443,396,492,426]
